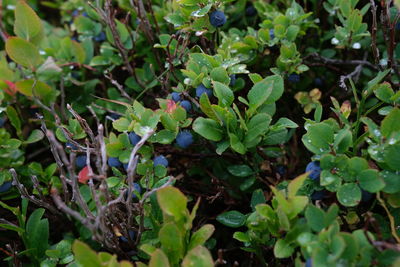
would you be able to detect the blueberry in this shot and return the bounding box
[176,131,194,148]
[195,84,212,98]
[123,163,129,170]
[108,113,121,120]
[210,10,226,28]
[269,29,275,39]
[288,73,300,83]
[396,22,400,31]
[108,157,122,168]
[314,77,323,87]
[305,161,321,181]
[123,183,141,199]
[276,165,286,176]
[180,100,192,112]
[128,132,141,146]
[66,142,78,150]
[0,118,6,127]
[119,229,136,243]
[153,155,168,167]
[245,6,257,17]
[93,32,106,42]
[0,181,12,193]
[171,92,182,102]
[306,258,312,267]
[361,189,373,202]
[71,72,81,79]
[311,190,325,201]
[82,12,89,17]
[71,36,80,42]
[229,74,236,87]
[76,155,87,169]
[72,10,79,17]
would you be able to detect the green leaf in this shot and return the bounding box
[302,122,334,154]
[229,133,246,154]
[251,189,266,210]
[374,82,394,103]
[358,169,385,192]
[381,108,400,138]
[157,186,187,221]
[24,129,44,144]
[337,183,361,207]
[227,165,253,177]
[210,67,230,84]
[382,171,400,193]
[216,210,246,228]
[15,79,56,104]
[384,144,400,171]
[182,246,214,267]
[159,223,184,262]
[274,239,294,258]
[26,208,49,258]
[6,106,21,134]
[188,225,215,250]
[288,173,308,198]
[149,249,170,267]
[14,1,43,41]
[213,81,234,107]
[72,240,102,267]
[247,75,284,112]
[193,117,223,141]
[305,205,326,232]
[5,37,41,69]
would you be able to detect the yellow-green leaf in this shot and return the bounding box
[5,37,42,69]
[14,0,43,41]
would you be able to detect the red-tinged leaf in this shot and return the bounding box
[4,80,17,96]
[166,99,177,114]
[78,166,91,184]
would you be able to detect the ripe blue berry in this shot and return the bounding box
[124,183,142,200]
[66,142,78,150]
[397,22,400,31]
[72,10,79,17]
[288,73,300,83]
[109,113,121,120]
[361,189,373,202]
[0,118,5,127]
[314,77,323,87]
[0,181,12,193]
[176,131,194,148]
[108,157,122,168]
[269,29,275,39]
[76,155,87,169]
[276,165,286,176]
[180,100,192,112]
[119,229,136,243]
[245,6,257,17]
[153,155,168,167]
[305,258,312,267]
[305,161,321,181]
[123,163,129,170]
[171,92,182,102]
[195,84,212,98]
[210,10,226,28]
[128,132,141,146]
[229,74,236,86]
[311,190,325,201]
[93,32,106,42]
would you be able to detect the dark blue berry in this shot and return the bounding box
[119,229,136,243]
[305,161,321,181]
[361,189,373,202]
[396,22,400,31]
[314,77,323,87]
[311,190,325,201]
[71,36,80,42]
[108,157,122,168]
[76,155,87,169]
[128,132,141,146]
[72,10,79,17]
[153,155,168,167]
[171,92,182,102]
[288,73,300,83]
[210,10,227,28]
[306,258,312,267]
[93,32,106,42]
[123,183,142,200]
[229,74,236,86]
[0,118,6,127]
[123,163,129,170]
[195,84,212,98]
[0,181,12,193]
[66,142,78,150]
[180,100,192,112]
[245,6,257,17]
[176,131,194,148]
[82,12,89,17]
[108,113,121,120]
[276,165,286,176]
[269,29,275,39]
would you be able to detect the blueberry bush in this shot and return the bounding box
[1,0,400,266]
